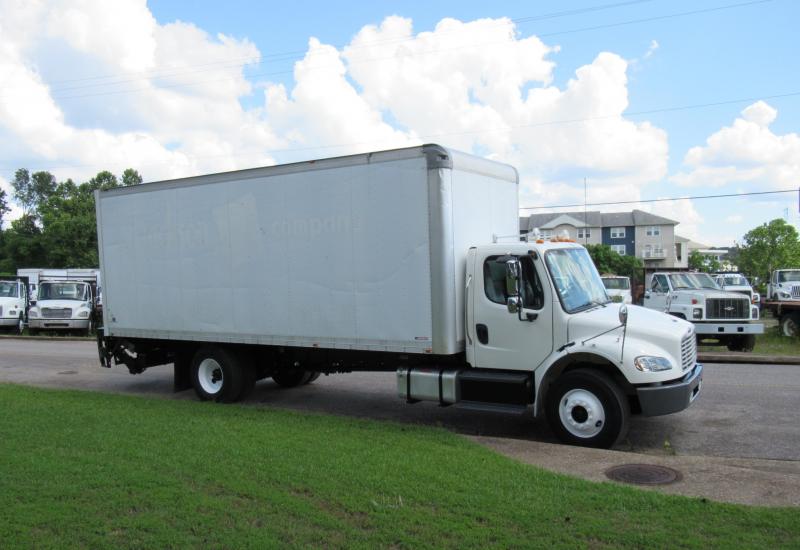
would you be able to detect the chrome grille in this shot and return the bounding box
[792,286,800,298]
[706,297,749,320]
[610,295,623,303]
[41,307,72,319]
[681,330,696,371]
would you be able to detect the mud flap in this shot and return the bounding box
[173,354,192,393]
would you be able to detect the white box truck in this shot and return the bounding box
[96,145,702,448]
[20,268,101,335]
[0,279,27,334]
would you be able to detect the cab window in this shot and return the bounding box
[483,256,544,309]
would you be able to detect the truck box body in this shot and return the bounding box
[96,145,518,355]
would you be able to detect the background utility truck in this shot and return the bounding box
[601,275,632,304]
[96,144,702,448]
[767,269,800,302]
[644,271,763,351]
[0,279,27,334]
[22,268,101,335]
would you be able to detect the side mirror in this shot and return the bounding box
[505,259,521,314]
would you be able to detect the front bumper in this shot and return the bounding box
[0,317,20,327]
[28,318,90,330]
[636,363,703,417]
[693,323,764,335]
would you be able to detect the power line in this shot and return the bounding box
[520,188,799,210]
[0,0,771,103]
[1,89,797,173]
[0,0,655,96]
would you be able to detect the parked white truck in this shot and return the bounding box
[601,275,632,304]
[95,145,702,448]
[0,279,27,334]
[644,271,763,351]
[22,268,101,335]
[767,269,800,302]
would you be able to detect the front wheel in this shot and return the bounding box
[726,334,756,352]
[16,315,24,335]
[545,369,630,449]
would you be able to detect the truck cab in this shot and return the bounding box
[601,275,632,304]
[644,271,763,351]
[27,280,96,335]
[0,280,27,334]
[457,239,702,447]
[714,273,758,304]
[768,269,800,302]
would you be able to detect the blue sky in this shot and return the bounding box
[1,0,798,245]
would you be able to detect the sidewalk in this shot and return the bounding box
[471,435,800,507]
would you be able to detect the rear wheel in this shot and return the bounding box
[781,313,800,337]
[272,369,312,388]
[191,346,246,403]
[546,368,630,449]
[304,371,321,385]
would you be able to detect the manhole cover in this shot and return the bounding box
[57,370,78,375]
[605,464,681,485]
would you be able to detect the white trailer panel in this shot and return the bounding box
[96,145,518,354]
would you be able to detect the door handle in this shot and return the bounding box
[476,324,488,345]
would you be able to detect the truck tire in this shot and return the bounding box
[191,346,246,403]
[85,318,94,337]
[545,368,630,449]
[726,335,756,352]
[304,371,321,384]
[16,314,24,335]
[272,369,311,388]
[781,313,800,337]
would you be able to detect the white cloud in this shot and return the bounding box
[644,39,659,59]
[673,101,800,188]
[1,4,670,231]
[725,214,743,224]
[0,175,23,227]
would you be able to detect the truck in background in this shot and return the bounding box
[0,279,27,334]
[95,144,702,448]
[20,268,101,335]
[644,271,763,351]
[713,273,758,305]
[766,269,800,302]
[601,275,632,304]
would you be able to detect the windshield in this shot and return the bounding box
[0,282,19,298]
[38,282,89,301]
[778,271,800,283]
[721,275,749,286]
[669,273,720,290]
[601,277,630,290]
[545,248,610,313]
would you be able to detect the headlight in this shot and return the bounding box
[693,308,703,319]
[77,310,90,318]
[634,356,673,372]
[780,291,791,298]
[29,310,39,318]
[752,307,759,319]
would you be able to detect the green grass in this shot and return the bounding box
[1,384,798,549]
[701,326,800,356]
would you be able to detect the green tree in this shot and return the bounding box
[122,168,143,187]
[0,186,9,229]
[585,244,643,279]
[12,169,57,217]
[0,214,46,272]
[738,218,800,284]
[688,250,720,273]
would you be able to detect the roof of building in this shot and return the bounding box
[520,209,678,232]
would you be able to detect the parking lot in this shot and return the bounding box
[2,337,798,462]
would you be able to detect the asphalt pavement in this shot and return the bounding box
[2,337,799,506]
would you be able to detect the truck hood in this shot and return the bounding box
[33,300,89,309]
[676,288,747,300]
[568,303,689,344]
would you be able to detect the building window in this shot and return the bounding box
[541,230,553,239]
[610,227,625,239]
[646,226,661,236]
[611,244,626,255]
[577,228,591,239]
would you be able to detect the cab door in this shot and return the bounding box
[644,274,670,311]
[471,252,553,371]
